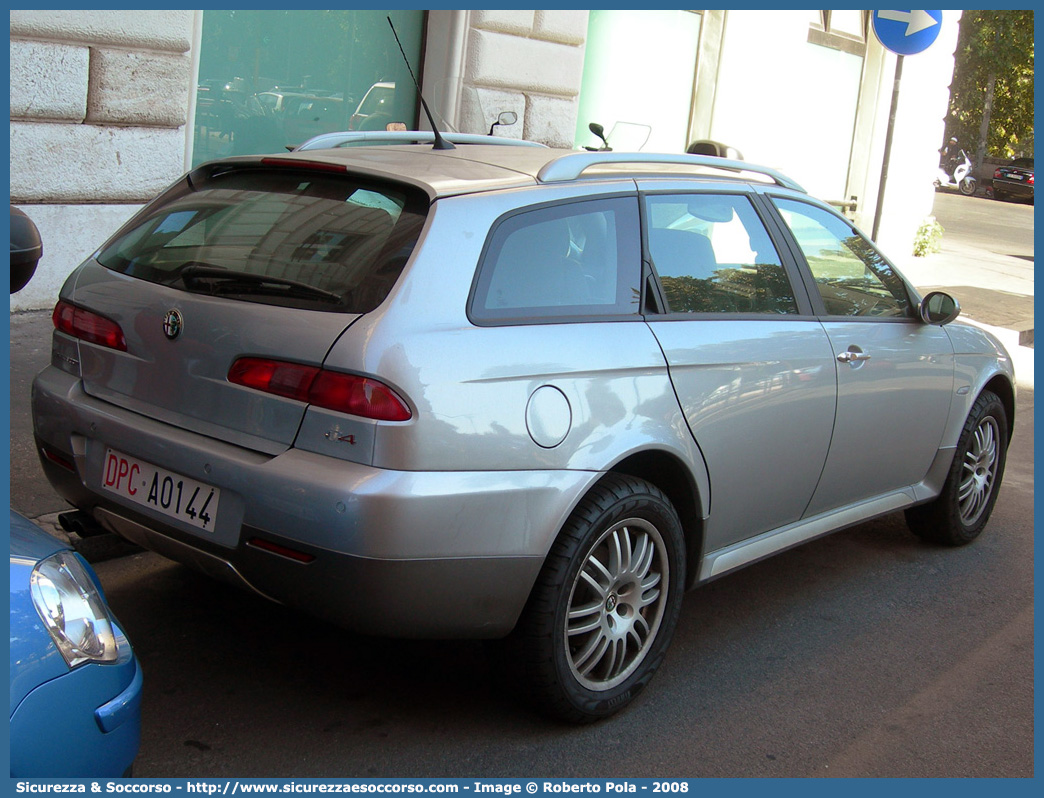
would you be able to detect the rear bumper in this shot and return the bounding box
[993,178,1034,199]
[32,365,592,637]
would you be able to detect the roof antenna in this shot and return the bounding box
[387,16,455,150]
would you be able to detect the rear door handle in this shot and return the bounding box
[837,350,871,364]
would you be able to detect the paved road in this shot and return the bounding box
[92,459,1034,777]
[8,191,1034,778]
[932,189,1033,262]
[900,191,1034,337]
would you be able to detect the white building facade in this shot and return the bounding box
[10,9,960,311]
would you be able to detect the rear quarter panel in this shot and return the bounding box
[320,183,707,480]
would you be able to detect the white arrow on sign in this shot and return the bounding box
[878,10,939,36]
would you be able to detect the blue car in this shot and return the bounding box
[9,510,142,777]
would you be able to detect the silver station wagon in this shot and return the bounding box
[32,133,1014,722]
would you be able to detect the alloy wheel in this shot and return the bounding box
[959,414,1000,526]
[564,517,669,691]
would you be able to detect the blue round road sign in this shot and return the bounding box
[872,10,943,55]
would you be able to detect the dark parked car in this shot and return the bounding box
[993,157,1034,202]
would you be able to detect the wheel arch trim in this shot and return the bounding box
[598,448,708,590]
[982,374,1016,441]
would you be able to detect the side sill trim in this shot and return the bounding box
[700,489,916,581]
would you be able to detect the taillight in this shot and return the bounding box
[228,357,411,422]
[41,445,76,472]
[247,537,316,563]
[52,300,127,351]
[227,359,318,401]
[994,169,1002,179]
[310,371,412,422]
[259,158,348,174]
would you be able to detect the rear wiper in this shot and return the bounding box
[180,263,343,303]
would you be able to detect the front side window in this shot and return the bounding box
[97,168,427,313]
[471,198,641,323]
[773,197,911,318]
[646,193,799,315]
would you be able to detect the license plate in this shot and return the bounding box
[101,448,220,532]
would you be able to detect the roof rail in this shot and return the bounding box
[536,151,806,193]
[294,130,547,152]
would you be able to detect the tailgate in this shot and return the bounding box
[68,261,359,455]
[61,160,429,455]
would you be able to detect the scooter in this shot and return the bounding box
[935,149,977,196]
[583,121,652,152]
[488,110,518,136]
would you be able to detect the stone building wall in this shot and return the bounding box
[10,10,196,310]
[453,10,588,147]
[10,9,589,311]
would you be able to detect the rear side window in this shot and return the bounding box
[646,193,798,315]
[470,197,641,323]
[96,168,427,313]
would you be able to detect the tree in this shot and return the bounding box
[945,10,1034,163]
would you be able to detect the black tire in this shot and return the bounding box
[906,390,1008,546]
[959,177,977,196]
[509,474,685,723]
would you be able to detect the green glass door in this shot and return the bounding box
[193,9,424,164]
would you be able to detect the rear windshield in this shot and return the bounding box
[97,167,428,313]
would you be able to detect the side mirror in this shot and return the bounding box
[488,111,518,136]
[587,122,610,150]
[919,291,960,326]
[10,206,42,294]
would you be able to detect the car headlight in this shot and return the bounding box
[30,551,118,668]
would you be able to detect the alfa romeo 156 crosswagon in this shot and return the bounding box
[32,133,1014,721]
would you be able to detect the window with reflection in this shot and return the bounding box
[97,169,428,313]
[472,198,642,322]
[645,193,798,315]
[193,10,423,165]
[773,197,911,318]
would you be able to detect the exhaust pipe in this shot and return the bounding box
[58,510,109,539]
